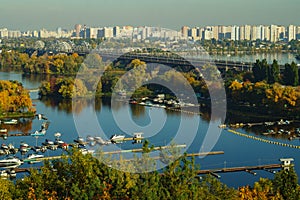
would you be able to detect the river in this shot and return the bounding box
[210,52,299,65]
[0,71,300,188]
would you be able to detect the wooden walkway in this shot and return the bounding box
[197,163,282,178]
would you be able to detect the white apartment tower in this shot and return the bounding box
[288,25,296,41]
[231,26,240,41]
[270,25,278,42]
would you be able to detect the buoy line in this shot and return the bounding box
[227,129,300,149]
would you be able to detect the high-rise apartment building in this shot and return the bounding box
[181,26,189,38]
[86,27,99,39]
[0,28,8,38]
[231,26,239,41]
[270,25,278,42]
[288,25,296,41]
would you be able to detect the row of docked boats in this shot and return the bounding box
[129,95,197,109]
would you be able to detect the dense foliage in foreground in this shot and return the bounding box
[0,148,299,199]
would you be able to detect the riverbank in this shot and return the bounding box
[0,111,36,119]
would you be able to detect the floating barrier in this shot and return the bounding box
[227,129,300,149]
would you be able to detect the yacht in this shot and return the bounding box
[27,154,44,164]
[0,157,23,169]
[110,134,125,143]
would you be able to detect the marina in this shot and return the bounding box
[0,71,300,188]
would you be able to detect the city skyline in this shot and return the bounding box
[1,24,300,43]
[0,0,299,31]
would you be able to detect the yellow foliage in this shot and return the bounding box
[229,80,243,91]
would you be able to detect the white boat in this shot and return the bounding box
[74,137,85,144]
[0,129,7,133]
[94,137,111,145]
[86,136,95,141]
[54,132,61,138]
[0,157,23,169]
[20,141,29,149]
[31,129,46,136]
[1,144,8,150]
[43,139,54,146]
[8,170,16,178]
[32,146,41,153]
[110,134,125,143]
[0,170,8,178]
[3,119,18,125]
[54,138,64,146]
[27,154,44,164]
[79,148,95,155]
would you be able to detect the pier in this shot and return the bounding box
[197,163,281,175]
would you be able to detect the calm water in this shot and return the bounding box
[0,71,300,188]
[211,52,299,65]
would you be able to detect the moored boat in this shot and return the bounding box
[31,129,46,136]
[110,134,125,143]
[26,154,44,164]
[0,157,23,169]
[74,137,85,144]
[0,129,7,133]
[3,119,18,125]
[42,139,54,146]
[0,170,8,179]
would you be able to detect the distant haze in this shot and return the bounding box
[0,0,299,31]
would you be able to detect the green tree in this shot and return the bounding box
[268,59,280,84]
[273,168,300,200]
[283,62,299,86]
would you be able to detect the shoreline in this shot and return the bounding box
[0,112,36,119]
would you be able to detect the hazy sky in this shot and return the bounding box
[0,0,299,31]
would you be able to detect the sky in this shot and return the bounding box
[0,0,299,31]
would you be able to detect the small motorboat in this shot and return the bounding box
[20,141,29,149]
[110,134,125,143]
[86,135,95,141]
[1,144,8,150]
[79,148,95,155]
[43,139,54,146]
[32,146,41,153]
[0,170,8,179]
[54,132,61,138]
[0,129,7,133]
[3,119,18,125]
[31,129,46,136]
[19,142,30,154]
[74,137,85,144]
[26,154,44,164]
[8,170,16,178]
[54,138,64,145]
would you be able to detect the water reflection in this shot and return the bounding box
[22,74,51,87]
[0,118,33,134]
